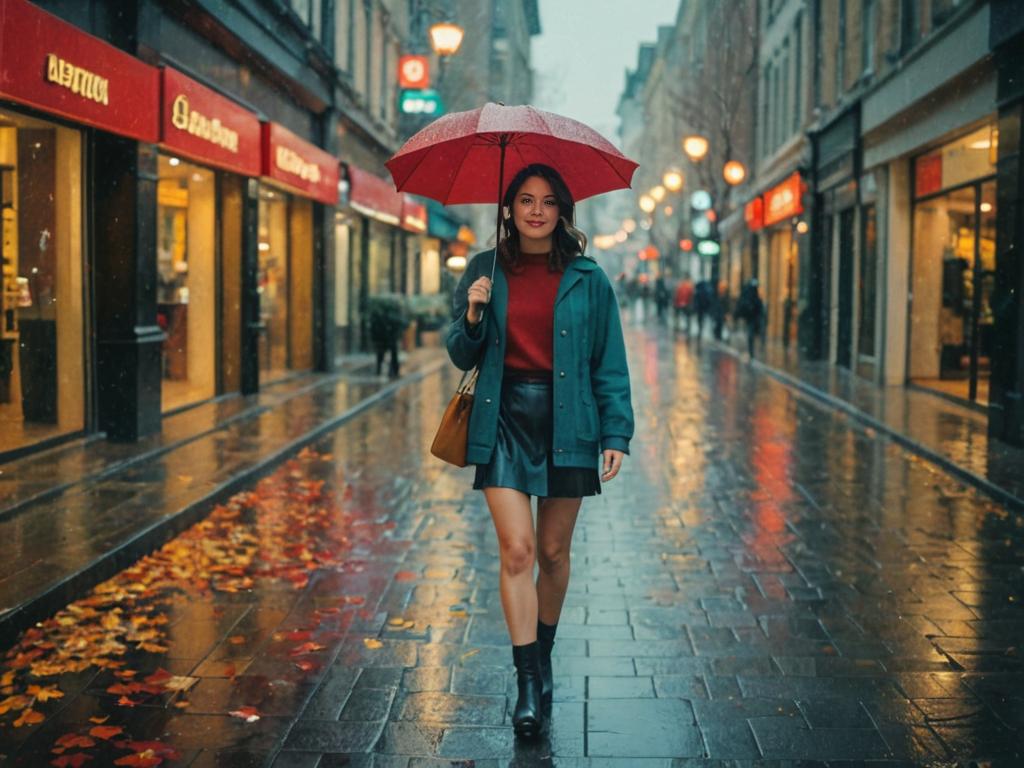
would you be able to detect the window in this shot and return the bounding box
[901,0,921,53]
[761,66,771,160]
[836,0,846,94]
[931,0,964,28]
[793,14,802,134]
[290,0,322,39]
[862,0,876,74]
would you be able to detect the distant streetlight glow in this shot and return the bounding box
[650,185,666,203]
[622,218,637,233]
[639,194,656,213]
[682,135,709,162]
[723,160,747,185]
[662,167,684,192]
[429,22,465,56]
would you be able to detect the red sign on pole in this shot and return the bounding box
[161,67,261,177]
[744,197,764,231]
[398,55,430,89]
[762,172,804,227]
[0,0,159,142]
[261,122,339,205]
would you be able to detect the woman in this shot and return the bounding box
[446,164,634,739]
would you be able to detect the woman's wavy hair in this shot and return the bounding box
[497,163,589,272]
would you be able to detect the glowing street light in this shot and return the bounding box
[622,218,637,233]
[650,185,666,203]
[682,135,709,162]
[638,194,656,213]
[662,167,684,192]
[723,160,747,186]
[429,22,465,56]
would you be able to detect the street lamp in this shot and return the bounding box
[650,185,666,203]
[682,135,709,162]
[662,167,684,192]
[723,160,747,186]
[622,218,637,233]
[638,194,656,214]
[429,22,465,56]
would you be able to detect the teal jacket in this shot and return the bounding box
[446,249,634,469]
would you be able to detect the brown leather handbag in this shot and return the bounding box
[430,367,480,467]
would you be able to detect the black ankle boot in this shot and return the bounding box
[537,621,557,707]
[511,642,543,738]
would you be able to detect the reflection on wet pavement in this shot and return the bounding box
[0,321,1022,764]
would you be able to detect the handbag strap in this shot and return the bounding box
[457,365,480,394]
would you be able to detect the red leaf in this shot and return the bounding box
[143,668,172,686]
[116,696,139,707]
[293,660,317,672]
[288,642,325,657]
[51,754,93,768]
[89,725,123,740]
[229,705,260,723]
[55,733,96,750]
[286,630,312,641]
[394,571,417,582]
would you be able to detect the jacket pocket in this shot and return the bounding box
[577,375,598,441]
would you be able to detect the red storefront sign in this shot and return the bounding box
[744,197,764,231]
[161,67,260,177]
[261,122,339,205]
[348,165,403,225]
[762,172,804,227]
[398,55,430,89]
[401,194,427,233]
[0,0,159,142]
[915,153,942,198]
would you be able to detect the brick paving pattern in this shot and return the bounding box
[1,322,1022,765]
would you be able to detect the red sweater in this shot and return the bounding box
[504,254,562,372]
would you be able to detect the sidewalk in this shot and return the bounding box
[713,330,1024,510]
[0,349,445,647]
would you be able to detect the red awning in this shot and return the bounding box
[401,194,427,232]
[348,165,403,225]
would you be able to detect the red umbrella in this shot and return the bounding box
[386,102,638,207]
[386,104,638,274]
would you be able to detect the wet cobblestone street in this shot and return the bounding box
[2,321,1023,766]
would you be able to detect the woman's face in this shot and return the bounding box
[511,176,559,247]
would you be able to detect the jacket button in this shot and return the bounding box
[556,448,564,454]
[494,338,499,346]
[560,329,567,337]
[559,402,564,409]
[559,371,566,378]
[485,398,492,404]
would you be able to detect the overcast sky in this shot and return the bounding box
[531,0,681,144]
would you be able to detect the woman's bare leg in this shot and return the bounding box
[535,497,582,625]
[484,487,538,645]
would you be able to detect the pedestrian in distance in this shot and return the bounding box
[674,273,695,335]
[654,272,671,322]
[446,163,634,740]
[693,279,713,341]
[712,279,730,341]
[735,278,765,357]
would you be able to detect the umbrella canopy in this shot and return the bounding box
[385,102,638,205]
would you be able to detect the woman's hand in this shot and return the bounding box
[602,449,625,482]
[466,276,493,325]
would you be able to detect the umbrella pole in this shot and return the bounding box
[491,135,508,283]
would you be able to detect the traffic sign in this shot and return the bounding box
[400,89,444,116]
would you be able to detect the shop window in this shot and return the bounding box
[0,109,85,454]
[157,156,216,412]
[858,205,878,359]
[258,187,313,382]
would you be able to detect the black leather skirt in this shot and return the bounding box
[473,371,600,499]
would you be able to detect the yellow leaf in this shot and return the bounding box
[13,707,44,727]
[387,618,405,627]
[363,638,383,649]
[26,684,63,702]
[89,715,110,724]
[164,676,198,692]
[139,642,168,653]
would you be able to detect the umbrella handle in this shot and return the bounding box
[491,134,508,285]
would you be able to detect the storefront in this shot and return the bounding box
[908,123,998,405]
[757,172,806,348]
[400,195,428,295]
[259,122,338,384]
[0,0,159,454]
[157,67,261,412]
[343,165,403,352]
